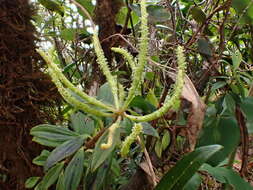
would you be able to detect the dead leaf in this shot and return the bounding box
[168,72,206,151]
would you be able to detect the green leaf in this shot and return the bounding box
[211,81,227,92]
[65,148,84,190]
[25,177,40,189]
[232,49,242,70]
[220,94,236,116]
[239,97,253,122]
[239,97,253,133]
[33,150,50,166]
[61,28,76,41]
[145,72,155,80]
[155,140,162,158]
[56,172,65,190]
[91,127,120,172]
[141,122,159,138]
[161,130,170,151]
[92,157,113,190]
[71,112,95,135]
[116,7,139,27]
[44,136,86,171]
[146,89,158,107]
[32,137,64,147]
[40,162,64,189]
[190,6,206,24]
[232,0,253,24]
[197,38,212,56]
[31,124,79,147]
[38,0,64,16]
[75,0,94,17]
[97,82,114,106]
[183,173,202,190]
[200,164,253,190]
[130,4,171,23]
[147,5,171,23]
[129,96,156,114]
[155,145,223,190]
[196,116,240,166]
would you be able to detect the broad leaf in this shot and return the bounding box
[116,7,139,27]
[147,5,171,23]
[211,81,227,92]
[40,162,64,189]
[200,164,253,190]
[129,96,156,114]
[65,148,84,190]
[33,150,50,166]
[44,136,86,171]
[240,97,253,133]
[141,122,159,138]
[56,172,65,190]
[162,130,170,150]
[92,157,113,190]
[97,82,114,106]
[183,173,202,190]
[130,4,171,23]
[146,89,158,107]
[155,145,222,190]
[197,38,212,56]
[75,0,94,17]
[71,111,95,135]
[232,48,242,70]
[190,6,206,24]
[196,116,240,166]
[25,177,40,189]
[61,28,76,41]
[31,124,79,147]
[155,139,162,158]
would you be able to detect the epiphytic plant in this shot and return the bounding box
[28,0,186,189]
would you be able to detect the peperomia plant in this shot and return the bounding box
[27,0,188,189]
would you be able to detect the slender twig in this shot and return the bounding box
[235,107,249,177]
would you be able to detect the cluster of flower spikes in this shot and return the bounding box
[38,0,186,155]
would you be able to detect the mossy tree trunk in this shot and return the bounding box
[0,0,60,189]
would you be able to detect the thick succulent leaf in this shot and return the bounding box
[155,145,222,190]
